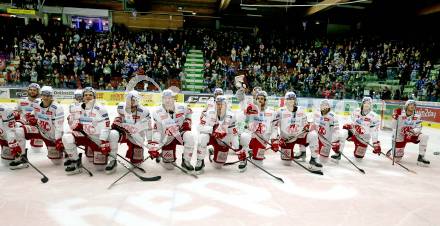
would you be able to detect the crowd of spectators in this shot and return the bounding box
[199,29,438,101]
[0,19,187,91]
[1,18,439,101]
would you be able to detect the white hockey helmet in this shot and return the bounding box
[162,89,176,98]
[83,87,96,97]
[214,88,224,96]
[28,83,41,91]
[285,91,297,100]
[362,96,372,105]
[127,90,141,105]
[320,99,331,108]
[320,99,331,114]
[215,95,227,104]
[40,86,54,96]
[256,90,268,100]
[405,99,416,109]
[215,95,228,116]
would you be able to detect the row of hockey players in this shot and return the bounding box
[0,83,430,176]
[0,83,197,175]
[192,86,430,174]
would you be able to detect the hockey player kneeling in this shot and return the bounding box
[13,83,45,152]
[149,89,195,171]
[388,100,430,166]
[242,91,278,167]
[277,92,322,171]
[62,87,112,174]
[337,97,382,161]
[196,95,247,174]
[109,90,152,171]
[0,105,23,166]
[11,86,65,169]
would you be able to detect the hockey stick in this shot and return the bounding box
[348,129,416,174]
[21,149,49,183]
[33,123,93,176]
[116,153,146,173]
[318,134,365,174]
[109,154,162,181]
[255,132,324,176]
[215,138,284,183]
[107,155,156,189]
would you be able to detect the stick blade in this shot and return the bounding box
[140,175,162,181]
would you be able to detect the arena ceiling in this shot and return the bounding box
[4,0,439,19]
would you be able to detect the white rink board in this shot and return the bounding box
[0,103,440,226]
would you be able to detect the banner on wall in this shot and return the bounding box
[385,100,440,123]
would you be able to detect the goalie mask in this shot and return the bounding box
[284,91,297,112]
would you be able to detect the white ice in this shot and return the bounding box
[1,103,440,226]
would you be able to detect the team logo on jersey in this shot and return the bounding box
[364,118,371,122]
[20,102,29,106]
[354,125,365,135]
[287,124,297,134]
[176,113,184,118]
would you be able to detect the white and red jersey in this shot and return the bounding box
[14,97,40,124]
[67,101,82,129]
[0,105,17,143]
[392,110,423,142]
[245,103,278,143]
[33,102,65,140]
[114,102,153,143]
[69,101,110,142]
[152,104,192,146]
[313,110,340,143]
[349,108,380,143]
[277,106,309,141]
[199,108,239,149]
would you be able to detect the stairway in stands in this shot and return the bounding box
[183,49,205,92]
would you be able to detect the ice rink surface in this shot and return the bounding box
[1,103,440,226]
